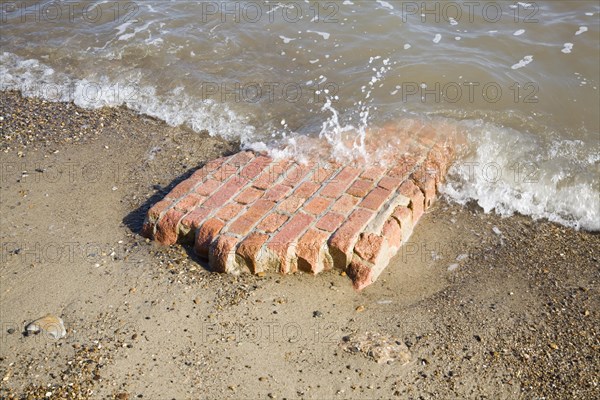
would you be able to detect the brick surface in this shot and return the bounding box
[142,128,454,290]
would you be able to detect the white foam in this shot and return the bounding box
[575,26,588,35]
[511,55,533,70]
[441,120,600,231]
[513,29,525,36]
[561,43,574,54]
[376,0,394,10]
[433,34,442,44]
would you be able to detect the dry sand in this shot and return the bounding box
[0,90,598,399]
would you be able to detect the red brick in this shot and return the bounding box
[328,208,374,268]
[297,228,331,274]
[294,181,320,198]
[140,222,155,239]
[312,164,339,184]
[195,179,221,196]
[194,218,225,257]
[203,177,249,209]
[389,156,418,180]
[147,199,172,222]
[154,209,184,245]
[411,169,437,209]
[360,187,393,210]
[209,235,239,273]
[240,155,272,180]
[391,206,414,241]
[304,196,332,216]
[320,166,361,198]
[257,212,288,233]
[382,218,402,249]
[354,233,385,264]
[175,193,205,213]
[315,212,346,232]
[398,180,424,223]
[189,157,226,182]
[212,162,240,182]
[281,162,313,187]
[263,184,292,202]
[277,196,305,214]
[347,179,373,197]
[166,179,197,200]
[228,199,275,236]
[360,165,386,181]
[267,212,314,273]
[215,202,244,221]
[347,259,373,291]
[236,233,270,273]
[331,194,359,215]
[377,176,402,191]
[253,160,292,189]
[181,207,211,232]
[235,187,264,205]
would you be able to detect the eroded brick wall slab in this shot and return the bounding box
[142,129,454,290]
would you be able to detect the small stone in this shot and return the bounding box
[115,393,129,400]
[548,342,559,350]
[355,305,365,312]
[26,314,66,339]
[193,296,201,305]
[257,271,266,278]
[6,328,15,334]
[313,310,323,318]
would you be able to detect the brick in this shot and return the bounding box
[360,165,386,181]
[304,196,332,216]
[320,166,360,198]
[203,177,249,209]
[354,233,385,264]
[328,208,374,268]
[189,158,225,182]
[388,156,418,180]
[180,207,211,233]
[228,199,275,236]
[236,233,270,273]
[267,212,314,273]
[140,222,155,239]
[194,218,225,257]
[360,187,393,211]
[175,193,205,213]
[312,164,339,184]
[411,168,437,209]
[257,212,288,233]
[315,212,346,232]
[331,194,359,215]
[382,218,402,249]
[209,235,239,273]
[297,228,331,274]
[212,162,240,182]
[147,199,172,222]
[215,202,244,222]
[166,179,197,200]
[264,184,292,202]
[154,209,184,245]
[240,155,272,181]
[281,162,313,187]
[347,179,373,197]
[253,160,292,189]
[195,179,221,196]
[391,206,414,242]
[294,181,320,198]
[377,176,402,191]
[277,196,305,214]
[235,187,264,205]
[398,181,424,223]
[347,259,373,291]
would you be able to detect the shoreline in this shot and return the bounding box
[0,90,598,399]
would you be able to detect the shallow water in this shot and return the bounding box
[1,0,598,229]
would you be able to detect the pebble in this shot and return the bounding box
[26,314,66,339]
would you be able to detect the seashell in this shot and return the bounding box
[26,314,66,340]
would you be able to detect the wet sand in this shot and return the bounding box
[0,90,598,399]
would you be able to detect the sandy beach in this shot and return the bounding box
[0,90,598,399]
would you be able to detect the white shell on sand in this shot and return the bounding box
[26,315,66,340]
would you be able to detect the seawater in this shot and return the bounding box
[1,1,598,230]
